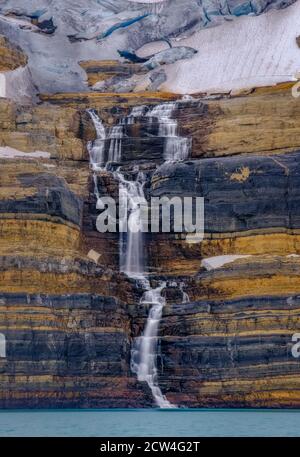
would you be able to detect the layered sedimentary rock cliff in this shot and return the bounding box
[0,0,300,408]
[1,80,300,407]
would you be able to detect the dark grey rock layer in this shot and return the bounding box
[150,153,300,233]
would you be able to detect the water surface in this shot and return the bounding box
[0,409,299,437]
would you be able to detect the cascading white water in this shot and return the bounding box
[108,125,123,164]
[148,102,191,162]
[87,109,106,170]
[87,102,190,408]
[86,109,106,200]
[87,110,146,279]
[118,169,147,279]
[87,109,123,169]
[182,290,190,304]
[129,105,148,118]
[131,283,175,408]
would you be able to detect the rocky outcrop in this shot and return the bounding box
[0,156,140,301]
[0,93,179,160]
[143,47,197,70]
[0,100,86,160]
[0,34,27,71]
[79,60,147,87]
[151,152,300,235]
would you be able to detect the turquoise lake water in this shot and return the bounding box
[0,409,300,437]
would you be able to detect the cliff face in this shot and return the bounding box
[0,293,148,408]
[129,295,300,408]
[1,79,300,408]
[0,1,300,408]
[159,296,300,408]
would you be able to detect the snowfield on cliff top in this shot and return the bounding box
[0,0,299,95]
[138,0,300,94]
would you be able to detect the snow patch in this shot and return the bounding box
[201,255,251,271]
[5,66,37,103]
[0,14,39,32]
[0,73,5,98]
[138,1,300,94]
[0,146,50,159]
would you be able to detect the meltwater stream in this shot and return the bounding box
[87,101,190,408]
[118,170,146,278]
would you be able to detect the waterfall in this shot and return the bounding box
[148,102,191,162]
[180,282,190,303]
[87,109,106,170]
[87,102,190,408]
[131,283,175,408]
[118,170,147,279]
[108,125,123,164]
[87,109,106,199]
[0,333,6,358]
[129,105,148,118]
[182,291,190,303]
[87,109,123,169]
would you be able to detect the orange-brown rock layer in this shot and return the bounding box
[0,35,27,71]
[79,60,147,86]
